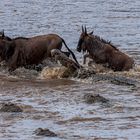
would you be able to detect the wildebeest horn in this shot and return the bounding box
[82,25,84,33]
[85,26,87,34]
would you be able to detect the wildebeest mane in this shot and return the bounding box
[0,35,29,41]
[88,35,104,51]
[93,35,118,51]
[13,37,29,40]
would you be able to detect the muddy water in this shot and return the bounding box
[0,0,140,139]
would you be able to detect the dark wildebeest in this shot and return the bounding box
[76,26,134,71]
[0,31,79,71]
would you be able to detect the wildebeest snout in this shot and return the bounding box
[77,45,81,52]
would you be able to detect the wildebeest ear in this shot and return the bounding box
[1,29,5,38]
[89,31,93,35]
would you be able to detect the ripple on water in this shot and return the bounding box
[0,0,140,139]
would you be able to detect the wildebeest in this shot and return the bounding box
[0,31,79,71]
[77,26,134,71]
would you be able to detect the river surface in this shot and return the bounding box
[0,0,140,140]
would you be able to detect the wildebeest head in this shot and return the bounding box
[0,37,15,62]
[0,30,5,38]
[0,30,12,41]
[77,26,93,53]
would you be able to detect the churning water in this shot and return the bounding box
[0,0,140,139]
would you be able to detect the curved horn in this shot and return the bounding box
[82,25,84,33]
[85,26,87,34]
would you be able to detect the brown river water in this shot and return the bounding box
[0,0,140,140]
